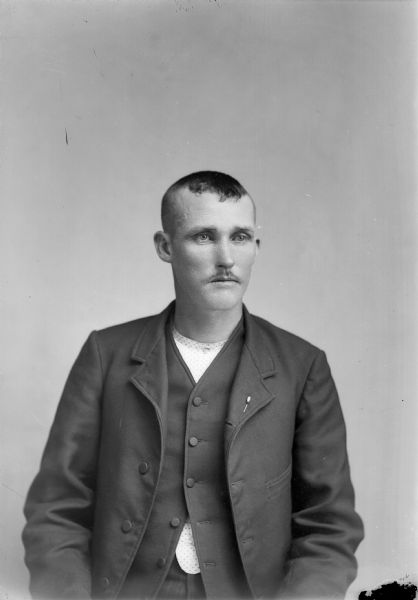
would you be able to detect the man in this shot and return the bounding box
[22,171,364,599]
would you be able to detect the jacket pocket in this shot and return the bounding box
[265,463,292,500]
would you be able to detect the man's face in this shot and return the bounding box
[160,188,258,313]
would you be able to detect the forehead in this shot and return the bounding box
[171,188,255,233]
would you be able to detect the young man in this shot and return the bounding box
[23,171,364,599]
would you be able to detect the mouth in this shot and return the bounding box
[209,275,240,284]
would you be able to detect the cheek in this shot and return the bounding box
[179,247,213,269]
[236,247,257,270]
[173,249,212,279]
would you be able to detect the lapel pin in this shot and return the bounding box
[243,395,252,413]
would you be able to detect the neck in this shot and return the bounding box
[173,302,243,343]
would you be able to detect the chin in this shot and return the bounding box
[204,290,243,312]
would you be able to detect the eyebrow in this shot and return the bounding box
[186,226,255,236]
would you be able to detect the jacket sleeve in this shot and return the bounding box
[22,332,103,599]
[280,349,364,599]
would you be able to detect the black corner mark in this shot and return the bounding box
[359,580,417,599]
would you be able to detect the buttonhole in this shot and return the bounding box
[242,537,254,544]
[231,480,243,487]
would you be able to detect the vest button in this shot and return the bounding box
[170,517,181,528]
[186,477,195,488]
[121,519,133,533]
[138,461,149,474]
[189,436,199,447]
[193,397,202,406]
[101,577,110,589]
[156,557,166,569]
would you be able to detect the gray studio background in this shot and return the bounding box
[1,1,416,598]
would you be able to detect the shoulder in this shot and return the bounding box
[247,313,337,404]
[90,310,166,357]
[246,311,323,374]
[249,312,319,351]
[96,314,156,339]
[250,313,316,347]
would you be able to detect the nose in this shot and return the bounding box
[216,239,234,270]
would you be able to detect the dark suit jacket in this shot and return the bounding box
[22,303,364,599]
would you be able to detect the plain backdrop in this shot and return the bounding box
[1,1,417,598]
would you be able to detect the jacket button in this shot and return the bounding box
[157,557,166,569]
[170,517,181,528]
[186,477,195,488]
[121,520,133,533]
[138,461,150,474]
[101,577,110,589]
[189,436,199,447]
[192,397,202,406]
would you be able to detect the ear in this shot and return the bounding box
[154,230,173,263]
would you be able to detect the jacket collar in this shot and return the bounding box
[242,305,277,377]
[130,302,278,431]
[129,302,174,420]
[224,306,277,448]
[131,302,174,363]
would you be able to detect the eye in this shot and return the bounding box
[233,232,251,242]
[194,232,212,243]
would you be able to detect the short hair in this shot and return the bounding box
[161,171,252,234]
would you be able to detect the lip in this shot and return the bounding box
[209,276,240,284]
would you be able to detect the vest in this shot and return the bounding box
[120,323,250,599]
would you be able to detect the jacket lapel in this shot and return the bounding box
[129,302,278,454]
[130,303,174,426]
[225,307,277,452]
